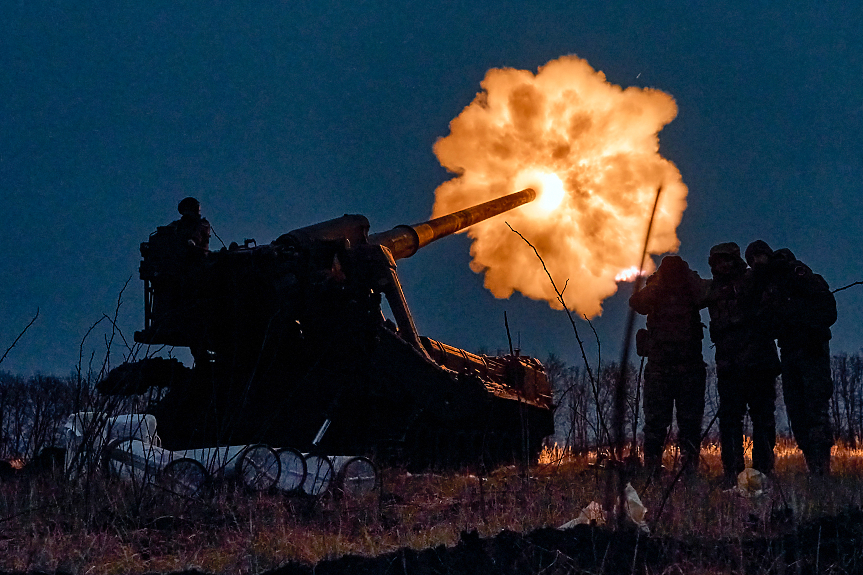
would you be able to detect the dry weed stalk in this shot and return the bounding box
[1,442,862,573]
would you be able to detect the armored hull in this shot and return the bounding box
[102,191,555,468]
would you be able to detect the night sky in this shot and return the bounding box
[2,2,861,377]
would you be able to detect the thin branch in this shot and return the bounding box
[615,185,663,457]
[99,276,133,378]
[583,314,601,375]
[505,222,609,447]
[76,316,107,412]
[0,308,39,367]
[833,281,863,294]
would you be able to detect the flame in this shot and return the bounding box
[515,170,565,212]
[431,55,687,316]
[615,266,646,283]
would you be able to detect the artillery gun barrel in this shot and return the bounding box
[368,188,536,260]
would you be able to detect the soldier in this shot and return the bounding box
[706,242,781,485]
[145,197,212,354]
[630,255,709,474]
[169,197,211,254]
[745,240,836,475]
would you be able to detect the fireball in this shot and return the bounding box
[432,55,687,316]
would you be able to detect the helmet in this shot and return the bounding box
[744,240,773,267]
[177,197,201,215]
[708,242,741,267]
[772,247,797,264]
[656,255,690,280]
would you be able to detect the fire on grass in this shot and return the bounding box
[538,438,863,471]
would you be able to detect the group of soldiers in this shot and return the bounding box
[631,241,837,481]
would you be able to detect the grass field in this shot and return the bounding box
[1,439,862,574]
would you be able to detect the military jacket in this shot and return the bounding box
[630,269,708,364]
[169,215,212,253]
[769,259,837,349]
[706,269,780,376]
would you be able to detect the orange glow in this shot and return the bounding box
[431,55,687,316]
[515,170,565,212]
[615,266,646,283]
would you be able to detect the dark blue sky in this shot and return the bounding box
[1,2,861,376]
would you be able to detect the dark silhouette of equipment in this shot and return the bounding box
[101,189,554,468]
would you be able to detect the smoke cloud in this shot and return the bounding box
[431,55,688,317]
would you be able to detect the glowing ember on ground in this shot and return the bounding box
[432,55,688,316]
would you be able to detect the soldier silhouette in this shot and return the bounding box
[630,255,709,475]
[745,240,836,475]
[169,196,211,254]
[706,242,780,485]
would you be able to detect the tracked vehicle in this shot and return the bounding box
[101,189,554,468]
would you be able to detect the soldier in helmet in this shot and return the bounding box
[630,255,709,474]
[144,197,212,353]
[706,242,781,485]
[169,197,211,254]
[745,240,836,475]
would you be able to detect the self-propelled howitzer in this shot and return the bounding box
[102,189,554,468]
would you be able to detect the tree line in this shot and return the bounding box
[547,351,863,454]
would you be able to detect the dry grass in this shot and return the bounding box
[1,441,863,574]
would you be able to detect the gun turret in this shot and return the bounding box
[362,188,537,355]
[369,188,536,259]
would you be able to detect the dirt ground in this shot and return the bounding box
[1,510,861,574]
[10,507,844,575]
[273,509,863,574]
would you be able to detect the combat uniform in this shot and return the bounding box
[144,199,212,353]
[746,241,836,475]
[706,243,780,481]
[630,256,708,472]
[168,213,211,254]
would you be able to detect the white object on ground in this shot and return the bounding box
[736,468,766,497]
[302,453,334,496]
[105,438,173,482]
[560,501,606,528]
[275,447,307,492]
[157,457,210,498]
[624,482,650,533]
[64,412,160,475]
[332,455,378,498]
[173,445,248,476]
[558,483,649,533]
[236,444,281,491]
